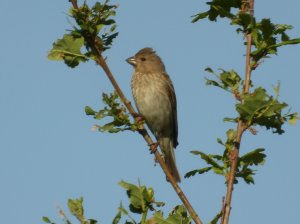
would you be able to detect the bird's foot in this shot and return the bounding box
[149,142,159,154]
[132,113,145,124]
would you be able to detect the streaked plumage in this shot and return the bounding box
[126,48,180,182]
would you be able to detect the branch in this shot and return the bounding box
[68,1,202,223]
[222,0,254,224]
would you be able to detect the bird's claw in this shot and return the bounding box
[132,113,145,124]
[149,142,159,154]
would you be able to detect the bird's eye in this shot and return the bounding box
[140,57,146,61]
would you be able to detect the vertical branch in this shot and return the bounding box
[222,0,254,224]
[69,0,78,8]
[68,1,203,224]
[243,0,254,94]
[222,121,245,224]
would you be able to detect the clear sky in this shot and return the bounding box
[1,1,299,223]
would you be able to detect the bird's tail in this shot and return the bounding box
[160,137,181,182]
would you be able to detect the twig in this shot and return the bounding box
[220,196,225,224]
[222,1,254,224]
[68,1,202,224]
[69,0,78,9]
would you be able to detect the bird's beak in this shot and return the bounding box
[126,56,136,66]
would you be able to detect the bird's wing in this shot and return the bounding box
[164,72,178,148]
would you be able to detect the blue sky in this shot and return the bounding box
[1,1,299,223]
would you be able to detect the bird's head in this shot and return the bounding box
[126,47,165,73]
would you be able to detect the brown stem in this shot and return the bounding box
[222,121,245,224]
[243,30,253,94]
[69,0,78,9]
[222,1,254,224]
[68,1,202,223]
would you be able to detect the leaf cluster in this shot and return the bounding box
[114,181,191,224]
[43,181,191,224]
[119,180,164,215]
[236,86,298,134]
[42,197,97,224]
[70,1,118,51]
[85,91,138,133]
[48,0,118,68]
[192,0,241,22]
[205,68,298,134]
[153,205,191,224]
[185,129,266,184]
[233,16,300,66]
[114,181,164,224]
[194,69,297,183]
[193,0,300,67]
[205,67,242,94]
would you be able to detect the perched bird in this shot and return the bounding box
[126,47,180,182]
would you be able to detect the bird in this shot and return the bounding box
[126,47,181,182]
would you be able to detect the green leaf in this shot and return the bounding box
[89,219,98,224]
[184,167,212,178]
[216,138,224,145]
[42,217,54,224]
[68,197,86,222]
[95,109,107,119]
[260,18,276,40]
[204,67,214,73]
[219,69,241,91]
[210,154,223,161]
[239,148,266,166]
[223,117,238,123]
[43,198,98,224]
[48,34,87,68]
[192,0,242,22]
[226,129,236,142]
[119,181,155,214]
[85,106,96,115]
[288,112,300,125]
[236,167,255,184]
[209,212,222,224]
[154,201,166,207]
[99,122,116,132]
[190,151,223,170]
[205,79,222,88]
[212,166,224,175]
[268,38,300,48]
[236,87,290,134]
[192,11,210,23]
[101,32,119,50]
[231,12,254,31]
[189,151,226,178]
[86,91,136,133]
[235,149,266,184]
[154,206,191,224]
[153,212,170,224]
[118,203,129,216]
[205,68,242,93]
[112,210,122,224]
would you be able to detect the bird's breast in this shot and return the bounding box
[131,72,173,135]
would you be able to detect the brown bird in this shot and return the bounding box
[126,47,180,182]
